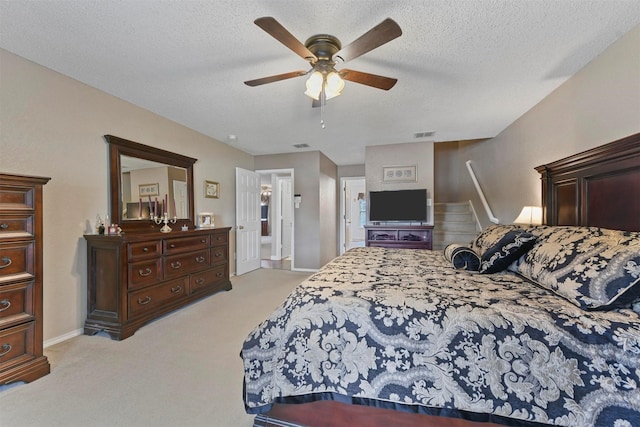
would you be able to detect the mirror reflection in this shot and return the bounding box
[120,155,188,220]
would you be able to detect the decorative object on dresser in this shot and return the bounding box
[198,212,214,228]
[0,173,51,385]
[365,224,433,249]
[84,227,231,340]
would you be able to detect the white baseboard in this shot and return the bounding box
[44,328,83,348]
[291,267,318,273]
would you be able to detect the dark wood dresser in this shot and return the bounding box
[84,227,231,340]
[0,173,51,384]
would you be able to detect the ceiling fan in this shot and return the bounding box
[244,17,402,105]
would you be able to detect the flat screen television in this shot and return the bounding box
[369,189,427,222]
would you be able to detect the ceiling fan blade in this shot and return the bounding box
[339,69,397,90]
[254,17,318,62]
[244,70,307,87]
[333,18,402,63]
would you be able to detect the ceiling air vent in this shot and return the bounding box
[414,131,435,139]
[293,144,309,148]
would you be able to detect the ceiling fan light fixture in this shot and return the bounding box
[304,70,345,101]
[304,71,323,100]
[324,71,344,100]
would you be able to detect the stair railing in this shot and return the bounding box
[465,160,499,224]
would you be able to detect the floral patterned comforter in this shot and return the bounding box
[241,247,640,426]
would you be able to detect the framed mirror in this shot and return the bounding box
[105,135,197,233]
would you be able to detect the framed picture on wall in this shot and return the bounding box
[139,183,159,196]
[382,165,417,182]
[205,180,219,199]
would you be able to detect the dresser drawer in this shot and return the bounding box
[0,281,34,328]
[190,265,227,294]
[211,245,228,266]
[127,240,162,261]
[164,249,210,279]
[127,258,162,290]
[0,241,34,284]
[127,278,187,317]
[0,322,36,369]
[0,184,34,210]
[0,213,34,239]
[163,235,210,255]
[211,232,228,247]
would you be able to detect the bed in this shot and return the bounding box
[241,133,640,427]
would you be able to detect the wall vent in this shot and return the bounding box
[414,131,435,139]
[293,143,309,148]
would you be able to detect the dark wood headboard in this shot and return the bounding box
[535,132,640,232]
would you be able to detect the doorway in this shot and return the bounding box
[258,170,294,270]
[339,177,366,255]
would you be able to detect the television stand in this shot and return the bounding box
[365,225,433,250]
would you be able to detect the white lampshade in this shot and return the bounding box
[304,70,345,101]
[304,71,323,100]
[514,206,543,225]
[324,72,345,100]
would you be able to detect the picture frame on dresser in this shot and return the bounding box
[198,212,214,228]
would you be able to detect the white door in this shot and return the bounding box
[279,177,292,258]
[235,167,261,275]
[340,177,366,254]
[173,181,188,218]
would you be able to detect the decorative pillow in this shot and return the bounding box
[512,226,640,310]
[444,243,480,271]
[469,224,523,257]
[479,231,537,274]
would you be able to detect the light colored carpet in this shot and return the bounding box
[261,235,271,260]
[0,268,311,427]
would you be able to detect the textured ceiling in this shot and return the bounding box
[1,1,639,165]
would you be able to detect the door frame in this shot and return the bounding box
[257,168,295,269]
[277,175,293,259]
[339,176,366,255]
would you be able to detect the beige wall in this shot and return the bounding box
[434,141,462,202]
[319,152,338,266]
[337,164,365,178]
[456,25,640,228]
[0,49,254,343]
[365,141,435,224]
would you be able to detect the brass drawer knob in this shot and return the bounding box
[0,343,12,357]
[138,268,152,277]
[0,256,12,269]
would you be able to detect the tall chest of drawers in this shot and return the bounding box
[84,227,231,340]
[0,173,51,385]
